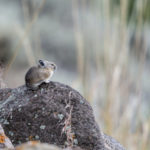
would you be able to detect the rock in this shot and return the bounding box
[0,82,126,150]
[0,124,14,150]
[15,141,85,150]
[15,141,61,150]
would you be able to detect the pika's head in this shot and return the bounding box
[38,60,57,71]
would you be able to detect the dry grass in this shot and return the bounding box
[71,0,150,150]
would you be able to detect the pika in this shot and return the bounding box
[25,60,57,90]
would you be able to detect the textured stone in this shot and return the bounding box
[0,124,14,150]
[15,141,61,150]
[0,82,126,150]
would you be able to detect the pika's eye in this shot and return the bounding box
[39,60,45,66]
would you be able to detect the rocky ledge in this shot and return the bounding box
[0,82,126,150]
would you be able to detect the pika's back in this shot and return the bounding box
[25,67,49,87]
[25,67,40,85]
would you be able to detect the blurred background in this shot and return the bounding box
[0,0,150,149]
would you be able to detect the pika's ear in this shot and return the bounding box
[38,60,45,66]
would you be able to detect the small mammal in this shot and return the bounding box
[25,60,57,90]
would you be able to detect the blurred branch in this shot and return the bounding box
[71,0,85,81]
[15,24,35,66]
[22,0,44,61]
[0,64,7,89]
[5,0,46,75]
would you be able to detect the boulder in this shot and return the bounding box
[0,82,125,150]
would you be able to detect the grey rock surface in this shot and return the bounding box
[15,142,61,150]
[15,141,85,150]
[0,82,126,150]
[0,124,14,150]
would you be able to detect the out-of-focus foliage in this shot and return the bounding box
[109,0,150,24]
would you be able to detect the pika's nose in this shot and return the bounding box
[51,64,57,70]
